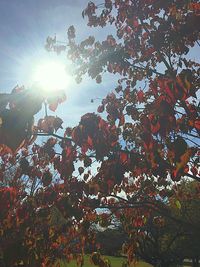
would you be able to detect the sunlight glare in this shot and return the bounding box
[32,61,70,91]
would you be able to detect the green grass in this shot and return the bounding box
[56,255,153,267]
[56,256,196,267]
[130,261,152,267]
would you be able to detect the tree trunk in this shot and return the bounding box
[192,257,200,267]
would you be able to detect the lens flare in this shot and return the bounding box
[32,61,70,91]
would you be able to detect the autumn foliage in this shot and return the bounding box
[0,0,200,266]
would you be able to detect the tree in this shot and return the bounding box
[124,181,200,267]
[65,0,199,181]
[62,1,200,262]
[95,228,126,256]
[47,0,200,264]
[0,0,200,266]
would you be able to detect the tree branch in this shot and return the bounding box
[34,132,73,142]
[124,59,164,77]
[183,172,200,182]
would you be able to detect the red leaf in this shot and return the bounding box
[65,146,72,157]
[165,84,175,103]
[120,152,128,164]
[194,119,200,130]
[49,101,58,112]
[119,114,125,126]
[97,105,104,113]
[0,144,13,155]
[137,90,144,103]
[87,136,93,147]
[81,144,88,154]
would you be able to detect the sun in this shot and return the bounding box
[32,60,70,92]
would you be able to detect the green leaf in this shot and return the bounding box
[175,200,181,209]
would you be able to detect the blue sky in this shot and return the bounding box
[0,0,116,127]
